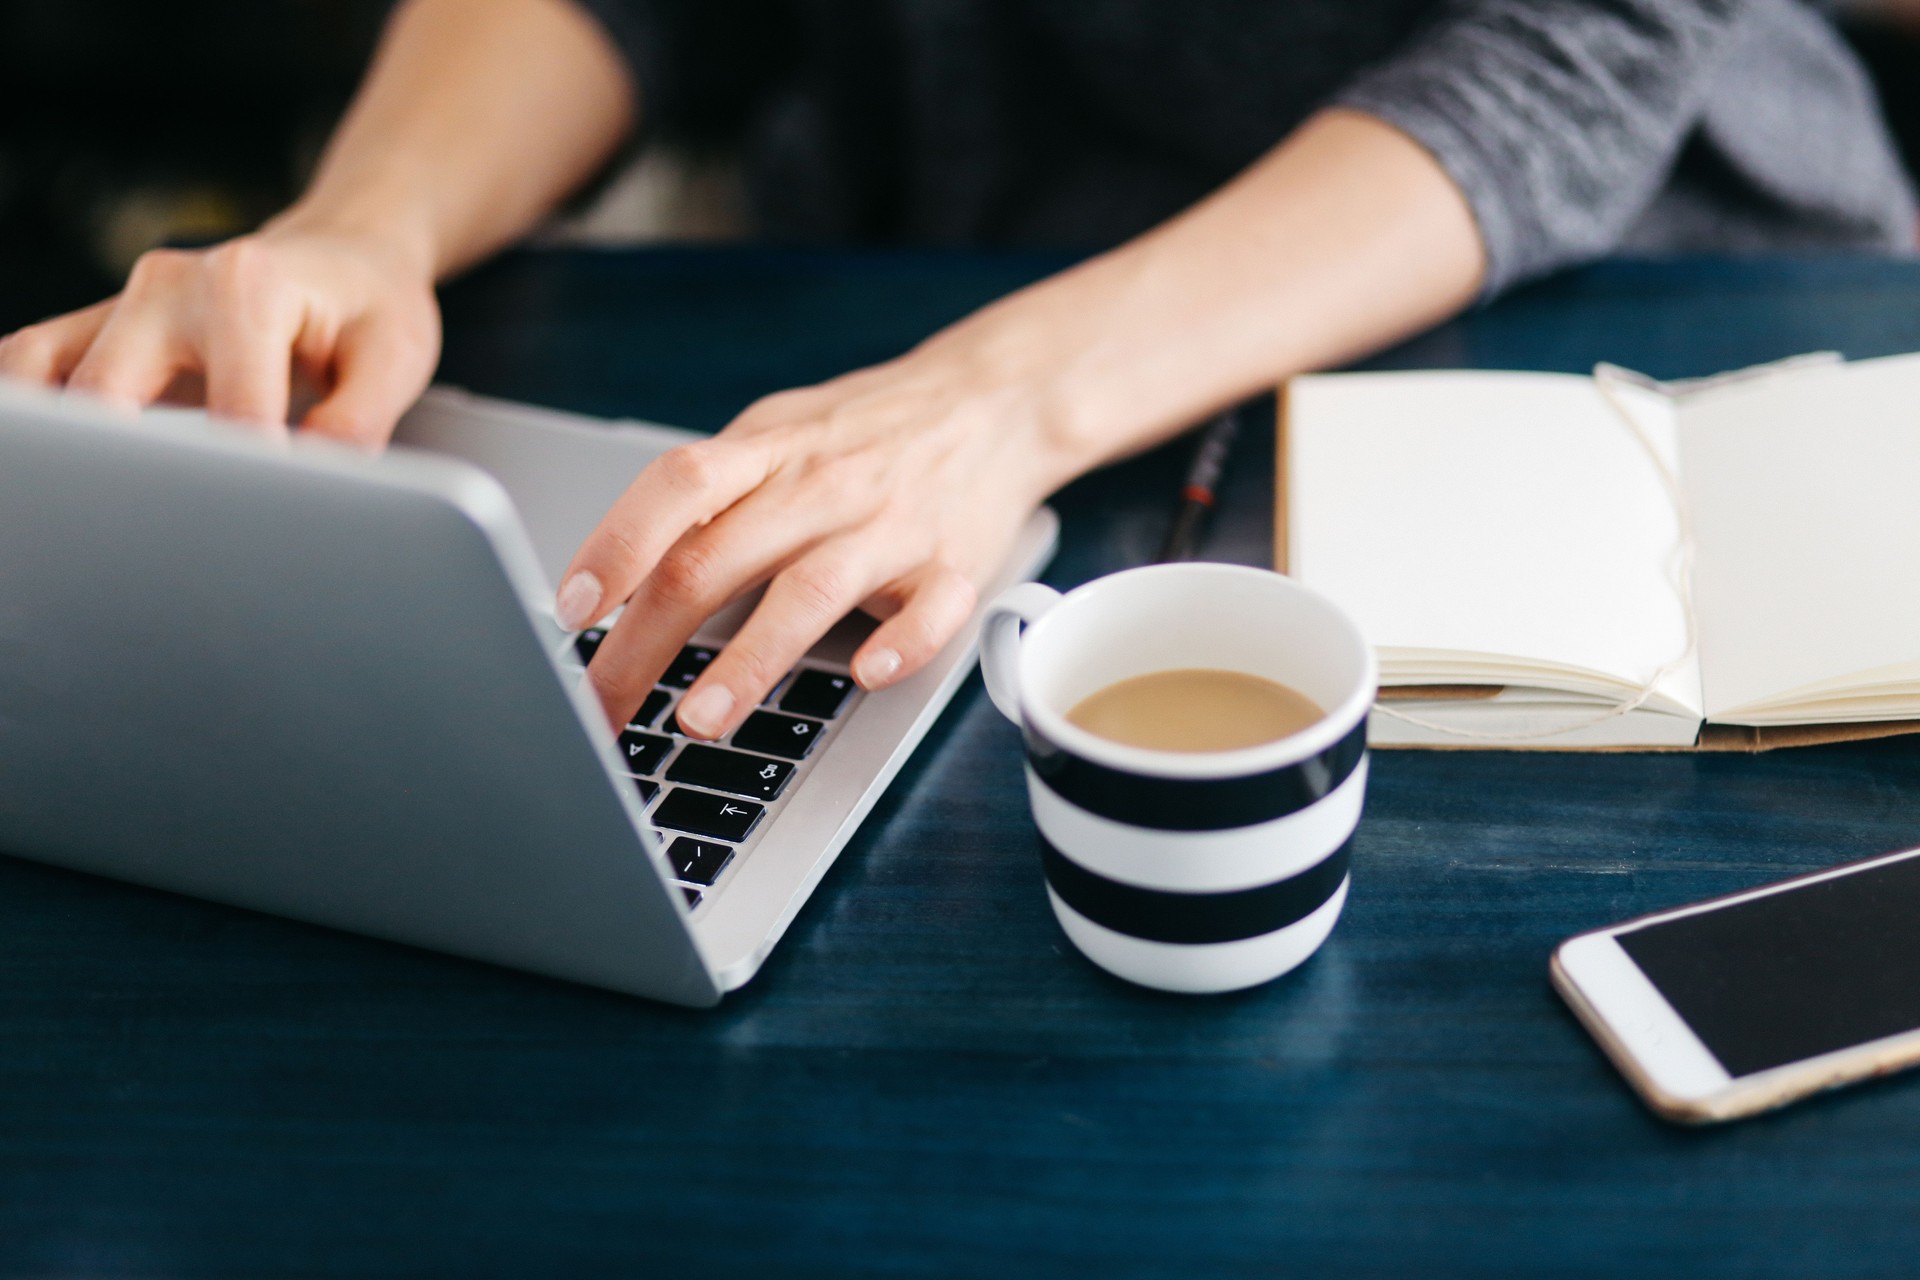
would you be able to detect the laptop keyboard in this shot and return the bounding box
[568,628,860,914]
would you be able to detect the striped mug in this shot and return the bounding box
[980,563,1376,994]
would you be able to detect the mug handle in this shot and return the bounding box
[979,582,1063,724]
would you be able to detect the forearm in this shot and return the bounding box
[950,109,1485,486]
[270,0,636,279]
[555,109,1486,727]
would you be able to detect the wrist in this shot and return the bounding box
[263,179,440,284]
[936,249,1197,490]
[911,313,1104,501]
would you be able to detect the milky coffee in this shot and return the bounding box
[1065,667,1324,754]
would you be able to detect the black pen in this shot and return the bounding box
[1156,406,1241,563]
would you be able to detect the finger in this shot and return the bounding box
[553,437,771,632]
[0,301,115,385]
[674,537,892,739]
[64,305,188,412]
[203,297,299,431]
[301,314,437,450]
[66,250,200,410]
[583,485,855,731]
[851,563,978,690]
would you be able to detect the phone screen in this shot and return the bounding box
[1617,851,1920,1078]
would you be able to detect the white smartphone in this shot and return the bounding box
[1552,845,1920,1124]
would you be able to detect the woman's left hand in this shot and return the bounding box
[556,323,1081,739]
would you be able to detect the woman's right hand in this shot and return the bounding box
[0,220,441,448]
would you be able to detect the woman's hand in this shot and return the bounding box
[559,326,1083,739]
[0,0,638,443]
[559,110,1485,739]
[0,0,645,447]
[0,222,440,447]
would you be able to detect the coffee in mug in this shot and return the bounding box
[980,563,1376,995]
[1065,668,1324,753]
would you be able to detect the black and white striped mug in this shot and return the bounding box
[980,563,1377,993]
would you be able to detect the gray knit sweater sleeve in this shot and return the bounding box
[1335,0,1745,294]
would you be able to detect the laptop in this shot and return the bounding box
[0,381,1057,1005]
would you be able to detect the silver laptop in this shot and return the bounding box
[0,381,1056,1005]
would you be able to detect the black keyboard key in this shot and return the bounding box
[780,669,855,719]
[626,689,672,731]
[761,670,796,706]
[664,837,736,886]
[632,778,659,803]
[730,711,825,760]
[573,628,607,663]
[652,788,764,842]
[667,744,794,801]
[617,731,672,776]
[662,646,717,688]
[681,886,703,908]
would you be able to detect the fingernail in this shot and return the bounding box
[676,684,736,738]
[856,647,902,689]
[554,571,603,631]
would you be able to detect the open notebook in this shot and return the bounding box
[1280,353,1920,750]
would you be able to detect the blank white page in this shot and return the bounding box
[1287,370,1701,715]
[1680,353,1920,719]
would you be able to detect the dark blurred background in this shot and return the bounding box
[0,1,392,334]
[4,0,1920,338]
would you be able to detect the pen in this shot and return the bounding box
[1156,405,1242,563]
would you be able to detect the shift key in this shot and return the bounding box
[652,787,764,842]
[667,744,794,801]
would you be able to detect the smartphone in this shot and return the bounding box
[1552,845,1920,1124]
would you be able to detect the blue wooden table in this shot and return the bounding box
[5,250,1920,1278]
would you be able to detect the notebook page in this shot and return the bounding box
[1680,353,1920,720]
[1287,370,1702,716]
